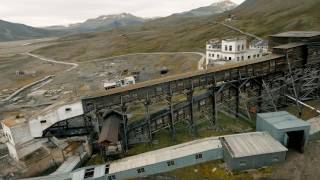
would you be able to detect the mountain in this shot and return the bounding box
[33,0,320,63]
[178,0,237,17]
[0,20,61,42]
[45,13,147,33]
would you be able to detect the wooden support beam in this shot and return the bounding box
[211,86,217,126]
[187,80,197,137]
[121,96,128,152]
[167,83,176,141]
[236,85,240,118]
[144,92,152,142]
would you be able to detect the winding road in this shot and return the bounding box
[215,22,263,41]
[26,53,79,72]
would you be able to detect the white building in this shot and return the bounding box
[29,101,84,138]
[206,37,263,66]
[1,118,47,161]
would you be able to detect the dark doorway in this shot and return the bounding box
[286,130,305,153]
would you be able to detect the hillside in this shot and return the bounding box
[224,0,320,36]
[0,20,61,42]
[33,0,320,62]
[45,13,146,33]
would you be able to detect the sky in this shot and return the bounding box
[0,0,245,27]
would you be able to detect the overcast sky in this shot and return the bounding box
[0,0,245,27]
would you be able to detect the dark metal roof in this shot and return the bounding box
[273,42,307,50]
[98,115,120,144]
[87,54,284,98]
[270,31,320,38]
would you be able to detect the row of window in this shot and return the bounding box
[207,45,221,49]
[83,154,204,179]
[208,44,245,51]
[137,154,203,174]
[208,54,261,61]
[224,44,245,52]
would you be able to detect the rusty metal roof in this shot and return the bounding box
[1,118,27,127]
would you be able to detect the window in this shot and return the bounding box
[242,44,244,50]
[225,57,227,60]
[241,56,244,61]
[237,45,240,51]
[217,55,220,58]
[248,56,251,59]
[84,168,95,179]
[108,175,116,180]
[229,57,232,60]
[65,108,72,112]
[137,168,145,173]
[195,153,203,159]
[167,160,175,166]
[229,46,232,51]
[105,164,110,174]
[253,55,256,58]
[40,120,47,124]
[240,161,247,167]
[225,45,228,51]
[212,54,215,57]
[257,54,260,58]
[237,57,240,61]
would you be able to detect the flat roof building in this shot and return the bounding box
[257,111,310,152]
[221,132,287,171]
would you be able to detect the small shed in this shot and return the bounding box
[256,111,310,152]
[221,132,287,171]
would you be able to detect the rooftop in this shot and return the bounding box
[87,54,284,98]
[258,111,310,130]
[1,118,27,127]
[108,136,222,173]
[221,132,287,158]
[31,100,82,119]
[270,31,320,38]
[273,42,307,50]
[251,40,268,47]
[207,38,220,44]
[222,36,247,42]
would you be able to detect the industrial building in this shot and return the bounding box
[221,132,287,171]
[3,31,320,179]
[1,118,47,161]
[256,111,310,152]
[72,136,223,180]
[25,131,291,180]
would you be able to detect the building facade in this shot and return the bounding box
[1,118,47,161]
[250,40,269,53]
[221,132,287,171]
[206,37,263,65]
[256,111,310,152]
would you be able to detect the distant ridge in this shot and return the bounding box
[45,13,147,33]
[177,0,237,17]
[0,19,61,42]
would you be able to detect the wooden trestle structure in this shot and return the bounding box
[45,32,320,151]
